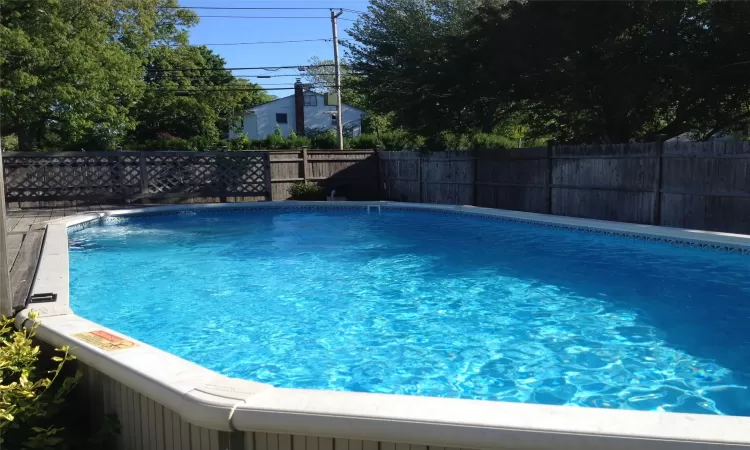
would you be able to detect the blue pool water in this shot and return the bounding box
[69,209,750,415]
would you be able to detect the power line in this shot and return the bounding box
[192,14,357,22]
[197,38,334,46]
[154,87,299,92]
[147,64,337,72]
[165,6,367,15]
[233,73,309,78]
[196,15,334,19]
[154,86,339,93]
[166,6,355,11]
[154,74,308,78]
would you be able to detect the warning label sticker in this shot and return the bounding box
[72,330,138,351]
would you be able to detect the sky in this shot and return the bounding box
[180,0,371,94]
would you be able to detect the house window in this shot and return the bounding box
[331,114,337,126]
[304,95,317,106]
[276,113,288,124]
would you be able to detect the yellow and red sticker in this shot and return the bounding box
[72,330,138,351]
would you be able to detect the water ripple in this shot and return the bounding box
[69,210,750,416]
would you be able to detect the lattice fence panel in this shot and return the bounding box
[3,154,142,201]
[3,152,269,202]
[143,153,266,197]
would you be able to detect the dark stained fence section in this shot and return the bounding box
[551,143,659,224]
[475,147,548,213]
[660,141,750,234]
[379,151,421,202]
[421,152,475,205]
[379,140,750,234]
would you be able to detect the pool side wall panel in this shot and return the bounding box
[80,363,479,450]
[81,364,243,450]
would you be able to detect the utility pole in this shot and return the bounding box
[0,137,12,318]
[330,8,344,150]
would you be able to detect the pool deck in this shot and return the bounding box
[4,205,145,312]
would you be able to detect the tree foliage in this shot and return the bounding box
[0,0,272,151]
[303,56,366,110]
[348,0,750,143]
[131,45,272,150]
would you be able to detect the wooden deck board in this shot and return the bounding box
[10,224,46,311]
[6,233,24,268]
[11,217,37,234]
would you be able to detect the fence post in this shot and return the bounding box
[302,148,308,184]
[264,152,273,201]
[472,151,478,206]
[653,135,666,225]
[546,140,555,214]
[374,150,383,200]
[139,151,148,203]
[418,152,423,203]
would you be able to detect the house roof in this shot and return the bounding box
[246,91,365,113]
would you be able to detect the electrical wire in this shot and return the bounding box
[147,64,337,72]
[164,6,366,15]
[233,73,311,78]
[197,38,335,46]
[166,6,350,10]
[153,86,339,93]
[153,87,299,92]
[195,15,334,19]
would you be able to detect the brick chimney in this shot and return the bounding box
[294,79,305,136]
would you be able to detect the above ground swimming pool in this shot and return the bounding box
[68,207,750,417]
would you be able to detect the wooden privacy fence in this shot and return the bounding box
[380,140,750,234]
[2,149,380,206]
[4,144,750,233]
[269,149,379,200]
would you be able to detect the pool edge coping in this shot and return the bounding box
[18,201,750,450]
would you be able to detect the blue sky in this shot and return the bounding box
[180,0,370,94]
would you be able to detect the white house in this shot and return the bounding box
[230,81,365,140]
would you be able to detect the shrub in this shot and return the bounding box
[2,134,19,151]
[287,131,311,149]
[189,135,222,152]
[378,130,425,151]
[288,182,325,200]
[310,130,339,149]
[140,136,191,150]
[468,133,513,150]
[227,134,252,151]
[0,313,79,449]
[427,132,472,151]
[347,133,379,149]
[424,132,514,152]
[264,125,288,149]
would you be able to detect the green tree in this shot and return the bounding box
[346,0,488,136]
[0,0,197,151]
[130,45,271,149]
[349,0,750,143]
[1,0,273,151]
[460,1,750,143]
